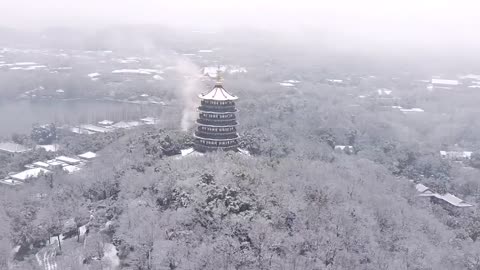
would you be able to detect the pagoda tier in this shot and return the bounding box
[194,82,240,152]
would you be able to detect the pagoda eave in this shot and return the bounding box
[195,121,239,127]
[193,134,239,141]
[197,108,239,113]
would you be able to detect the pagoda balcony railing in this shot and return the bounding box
[199,114,236,121]
[201,100,235,106]
[198,126,236,133]
[198,105,237,113]
[195,138,239,146]
[194,131,239,140]
[196,119,238,126]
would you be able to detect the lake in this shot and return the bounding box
[0,99,169,137]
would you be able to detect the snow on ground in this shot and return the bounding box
[198,49,214,53]
[88,72,100,79]
[102,243,120,270]
[10,65,47,71]
[36,144,60,152]
[63,165,81,174]
[175,148,204,159]
[326,79,343,83]
[284,79,300,83]
[459,74,480,80]
[13,62,37,66]
[238,148,251,156]
[153,74,165,80]
[400,108,425,113]
[279,79,300,87]
[112,69,164,75]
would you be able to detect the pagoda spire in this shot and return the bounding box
[215,66,224,85]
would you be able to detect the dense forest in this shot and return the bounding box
[1,66,480,270]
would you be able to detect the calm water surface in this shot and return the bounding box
[0,100,166,137]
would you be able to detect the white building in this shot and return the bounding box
[440,151,473,161]
[334,145,354,154]
[55,156,82,165]
[415,183,473,208]
[10,168,51,181]
[78,151,97,160]
[0,142,30,154]
[431,78,460,90]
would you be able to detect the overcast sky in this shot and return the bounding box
[2,0,480,51]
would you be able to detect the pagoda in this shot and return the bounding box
[194,73,239,152]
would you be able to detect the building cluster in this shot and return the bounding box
[334,145,355,154]
[70,117,158,135]
[0,151,97,186]
[440,150,473,161]
[428,74,480,90]
[415,183,473,208]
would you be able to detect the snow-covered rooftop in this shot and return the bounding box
[32,161,50,168]
[415,183,473,207]
[78,151,97,160]
[432,193,473,207]
[79,124,111,133]
[377,88,392,95]
[56,156,81,165]
[88,72,100,78]
[335,145,354,151]
[112,69,163,75]
[0,178,24,186]
[327,79,343,83]
[199,85,238,101]
[70,127,95,135]
[459,74,480,80]
[46,160,66,167]
[415,183,430,193]
[140,117,157,124]
[153,74,164,80]
[400,108,424,113]
[431,78,460,86]
[440,151,472,159]
[111,121,142,129]
[11,168,51,181]
[10,65,47,71]
[98,120,114,126]
[36,144,59,152]
[63,165,81,174]
[0,142,30,153]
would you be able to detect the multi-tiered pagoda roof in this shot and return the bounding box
[194,77,239,152]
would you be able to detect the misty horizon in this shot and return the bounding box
[2,0,480,54]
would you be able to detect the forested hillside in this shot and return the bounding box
[1,73,480,269]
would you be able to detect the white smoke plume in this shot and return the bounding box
[176,59,202,132]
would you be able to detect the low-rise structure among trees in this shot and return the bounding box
[415,183,473,208]
[0,142,30,156]
[440,150,473,161]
